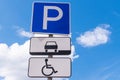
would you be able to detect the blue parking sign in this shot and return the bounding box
[31,2,70,34]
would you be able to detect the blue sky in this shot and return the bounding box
[0,0,120,80]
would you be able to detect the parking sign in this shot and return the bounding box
[31,2,70,34]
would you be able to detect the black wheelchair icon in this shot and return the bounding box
[42,59,58,76]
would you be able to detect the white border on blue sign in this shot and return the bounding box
[30,1,71,36]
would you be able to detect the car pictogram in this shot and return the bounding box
[44,41,58,53]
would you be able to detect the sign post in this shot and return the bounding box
[48,34,53,80]
[28,2,71,80]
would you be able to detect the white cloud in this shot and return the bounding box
[76,24,111,47]
[17,28,33,38]
[0,41,30,80]
[0,40,78,80]
[69,45,79,61]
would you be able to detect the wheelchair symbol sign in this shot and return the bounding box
[28,57,71,78]
[42,59,58,76]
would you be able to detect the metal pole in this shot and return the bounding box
[49,34,53,37]
[48,77,52,80]
[48,55,53,58]
[48,34,53,80]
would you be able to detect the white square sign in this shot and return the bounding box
[28,57,71,78]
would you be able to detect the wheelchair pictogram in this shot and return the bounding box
[41,59,58,76]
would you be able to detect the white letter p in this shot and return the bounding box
[43,6,63,30]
